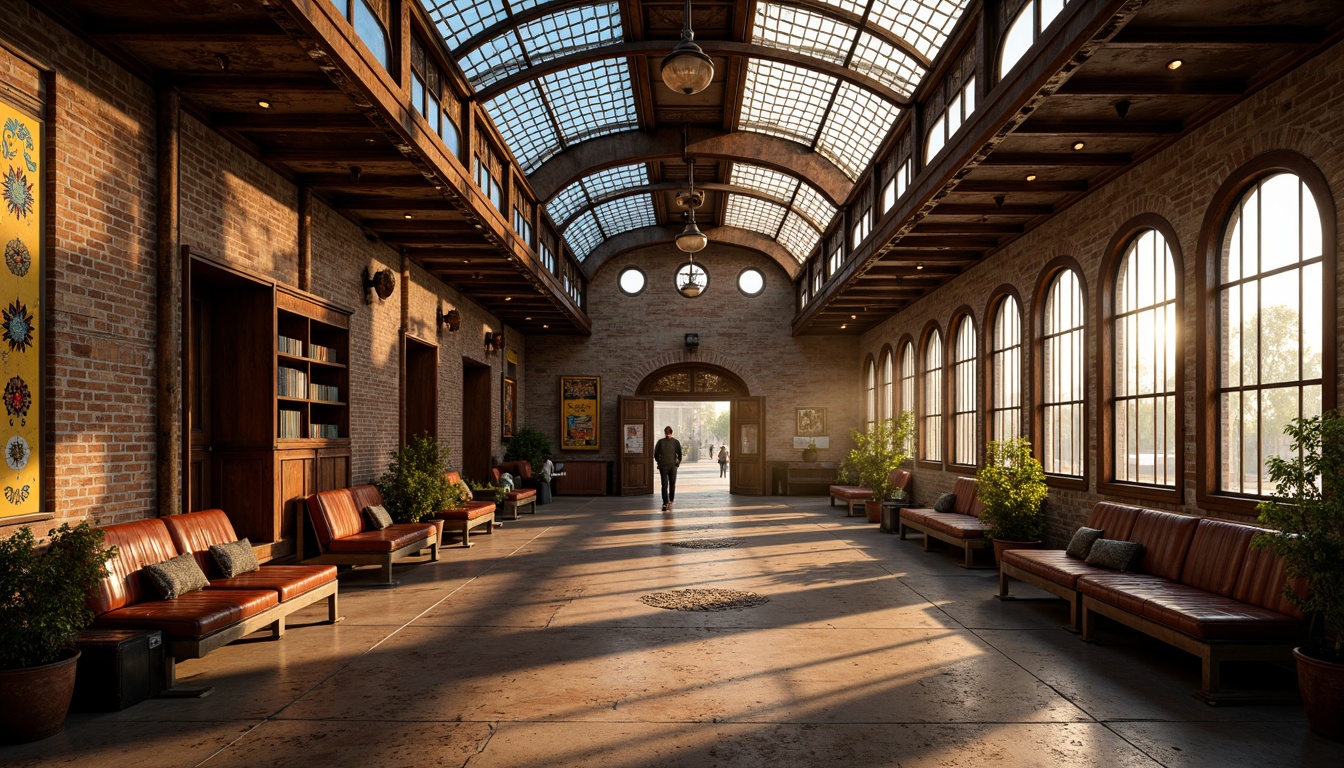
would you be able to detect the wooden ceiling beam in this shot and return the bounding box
[89,22,289,42]
[166,74,336,92]
[1110,25,1324,47]
[1014,119,1182,136]
[911,222,1024,235]
[1056,77,1244,96]
[212,114,376,132]
[929,203,1054,215]
[262,147,406,163]
[302,173,432,189]
[979,152,1132,167]
[954,179,1089,192]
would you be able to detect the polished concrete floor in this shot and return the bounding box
[7,461,1342,767]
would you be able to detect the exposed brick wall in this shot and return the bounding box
[525,244,862,473]
[858,38,1344,545]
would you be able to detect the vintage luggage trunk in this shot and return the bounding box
[72,629,165,711]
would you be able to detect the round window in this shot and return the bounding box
[737,267,765,297]
[618,267,647,296]
[675,262,709,298]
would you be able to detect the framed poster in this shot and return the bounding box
[0,99,42,521]
[796,407,827,437]
[560,375,600,450]
[502,377,516,439]
[623,423,643,454]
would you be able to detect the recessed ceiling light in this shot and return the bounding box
[256,99,271,109]
[525,317,532,321]
[504,296,512,301]
[916,263,925,270]
[850,314,857,320]
[403,212,413,220]
[1167,59,1183,70]
[1026,174,1037,182]
[543,324,549,329]
[462,258,471,264]
[1072,141,1086,151]
[840,324,848,329]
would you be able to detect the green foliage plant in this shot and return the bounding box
[504,426,553,472]
[0,521,117,670]
[467,478,507,504]
[1255,409,1344,660]
[977,438,1049,542]
[374,433,461,524]
[839,414,915,502]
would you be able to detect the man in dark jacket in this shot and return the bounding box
[654,425,682,512]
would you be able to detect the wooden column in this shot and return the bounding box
[157,87,182,518]
[399,250,410,446]
[297,184,311,291]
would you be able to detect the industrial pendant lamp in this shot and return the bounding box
[675,157,708,254]
[661,0,714,95]
[678,255,704,298]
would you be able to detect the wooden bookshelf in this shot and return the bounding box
[276,290,350,442]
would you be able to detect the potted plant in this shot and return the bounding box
[977,437,1049,563]
[840,414,914,523]
[467,478,507,505]
[0,521,116,743]
[1255,409,1344,742]
[504,426,554,503]
[801,440,819,463]
[374,433,460,525]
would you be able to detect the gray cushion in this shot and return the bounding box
[1065,527,1104,560]
[209,538,259,578]
[143,553,210,600]
[363,504,393,531]
[1085,538,1143,571]
[933,493,956,513]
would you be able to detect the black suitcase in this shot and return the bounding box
[72,629,165,711]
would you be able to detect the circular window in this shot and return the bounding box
[618,267,647,296]
[737,268,765,297]
[675,262,709,298]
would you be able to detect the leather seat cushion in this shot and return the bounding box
[326,524,434,552]
[437,503,495,521]
[92,589,278,638]
[1000,549,1110,588]
[829,485,873,500]
[504,488,536,502]
[902,509,987,538]
[207,565,337,601]
[1078,572,1172,615]
[1138,583,1305,641]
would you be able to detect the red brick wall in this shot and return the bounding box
[858,39,1344,545]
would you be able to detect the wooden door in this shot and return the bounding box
[187,285,212,512]
[462,359,492,481]
[404,337,438,443]
[730,397,766,495]
[617,396,654,495]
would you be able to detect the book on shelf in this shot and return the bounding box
[277,335,304,357]
[308,343,336,363]
[309,383,341,403]
[278,409,302,439]
[277,367,308,398]
[309,423,340,439]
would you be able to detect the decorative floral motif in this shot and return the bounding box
[1,118,36,172]
[4,238,30,277]
[4,484,29,504]
[4,376,30,425]
[2,300,33,353]
[5,434,29,471]
[2,166,33,220]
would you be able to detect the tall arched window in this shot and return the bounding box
[1114,229,1178,487]
[951,315,978,465]
[922,329,944,462]
[899,339,916,452]
[865,358,877,431]
[881,349,894,421]
[1041,269,1085,477]
[989,294,1022,442]
[1000,0,1070,79]
[1218,173,1324,496]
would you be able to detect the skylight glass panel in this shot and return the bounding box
[777,211,822,261]
[564,209,604,261]
[753,4,854,66]
[730,163,799,204]
[582,163,649,199]
[725,194,788,237]
[545,60,638,144]
[594,194,656,236]
[869,0,968,59]
[851,32,923,97]
[507,0,552,13]
[485,82,561,173]
[548,180,588,226]
[519,4,623,66]
[739,60,835,145]
[793,182,837,231]
[817,82,901,179]
[458,33,528,89]
[422,0,507,53]
[814,0,869,17]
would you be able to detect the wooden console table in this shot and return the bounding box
[554,461,610,495]
[771,461,839,495]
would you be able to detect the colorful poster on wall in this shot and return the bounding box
[559,375,600,450]
[0,99,41,519]
[502,377,516,439]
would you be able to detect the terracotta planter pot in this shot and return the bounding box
[864,500,883,523]
[0,648,81,744]
[1295,647,1344,743]
[992,538,1042,565]
[801,448,818,463]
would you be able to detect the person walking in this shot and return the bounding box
[718,445,729,478]
[654,425,682,512]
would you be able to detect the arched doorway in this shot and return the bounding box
[618,363,764,497]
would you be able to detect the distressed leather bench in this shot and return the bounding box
[897,476,989,567]
[490,460,539,519]
[304,485,439,585]
[829,468,911,517]
[439,472,497,546]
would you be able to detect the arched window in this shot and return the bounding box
[880,349,894,421]
[1041,269,1085,477]
[1000,0,1070,79]
[865,357,877,431]
[348,0,391,72]
[989,294,1022,442]
[1218,173,1324,496]
[899,339,916,452]
[1114,229,1178,487]
[951,315,978,466]
[922,329,944,462]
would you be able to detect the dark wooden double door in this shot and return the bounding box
[617,396,765,497]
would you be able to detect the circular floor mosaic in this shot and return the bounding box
[669,538,742,549]
[639,588,769,612]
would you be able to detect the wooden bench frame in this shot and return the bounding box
[898,515,989,568]
[998,559,1083,631]
[303,538,437,584]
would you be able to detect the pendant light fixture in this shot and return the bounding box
[661,0,714,95]
[678,256,705,298]
[675,159,708,254]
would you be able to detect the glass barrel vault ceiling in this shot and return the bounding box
[420,0,970,264]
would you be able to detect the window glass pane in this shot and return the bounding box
[458,32,528,89]
[738,268,765,296]
[754,3,855,66]
[1260,173,1301,273]
[593,194,657,237]
[545,60,639,145]
[618,268,646,295]
[882,352,894,420]
[953,317,977,465]
[999,1,1034,77]
[353,0,391,70]
[485,82,561,173]
[778,212,822,262]
[423,0,508,52]
[547,181,588,227]
[730,163,798,203]
[563,209,604,260]
[923,331,943,461]
[793,182,838,232]
[817,82,902,180]
[517,3,623,68]
[926,115,946,159]
[739,59,836,145]
[851,31,923,98]
[725,195,788,238]
[583,163,650,199]
[867,0,968,59]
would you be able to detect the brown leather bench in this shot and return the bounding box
[440,472,497,546]
[999,502,1305,703]
[90,515,340,689]
[304,485,439,585]
[898,476,989,567]
[490,460,539,519]
[829,468,911,517]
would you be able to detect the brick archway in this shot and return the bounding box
[622,352,759,397]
